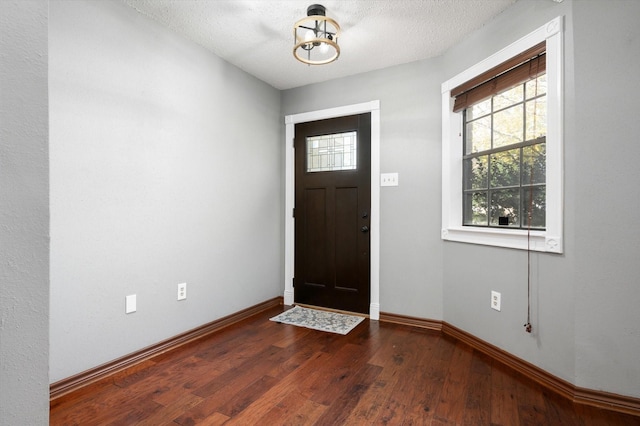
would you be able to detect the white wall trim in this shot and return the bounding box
[441,16,564,253]
[284,100,381,320]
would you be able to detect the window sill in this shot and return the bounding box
[441,226,562,253]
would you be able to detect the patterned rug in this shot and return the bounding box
[269,306,365,335]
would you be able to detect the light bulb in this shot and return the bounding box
[304,30,314,42]
[320,42,329,54]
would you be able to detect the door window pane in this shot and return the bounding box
[307,131,357,172]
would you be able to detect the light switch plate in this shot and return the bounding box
[381,173,399,187]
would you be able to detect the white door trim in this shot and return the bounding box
[284,100,381,320]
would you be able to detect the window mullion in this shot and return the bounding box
[463,138,544,161]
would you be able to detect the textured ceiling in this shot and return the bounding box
[121,0,517,90]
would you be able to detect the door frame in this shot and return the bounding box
[284,101,380,320]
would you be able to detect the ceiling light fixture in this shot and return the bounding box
[293,4,341,65]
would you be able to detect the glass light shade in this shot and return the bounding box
[293,14,340,65]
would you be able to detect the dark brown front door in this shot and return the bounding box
[294,113,371,314]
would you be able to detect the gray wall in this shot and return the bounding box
[284,59,445,320]
[0,1,50,424]
[283,0,640,399]
[571,0,640,395]
[49,0,283,382]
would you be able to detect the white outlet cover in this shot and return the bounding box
[125,294,136,314]
[177,283,187,301]
[491,291,501,311]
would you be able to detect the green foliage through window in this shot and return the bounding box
[463,75,547,229]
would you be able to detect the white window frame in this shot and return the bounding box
[441,17,564,253]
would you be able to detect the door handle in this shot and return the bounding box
[361,226,369,233]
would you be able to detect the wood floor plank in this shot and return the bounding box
[416,334,456,416]
[432,340,475,424]
[341,377,392,424]
[309,342,376,406]
[280,399,328,426]
[149,357,222,407]
[254,393,327,426]
[344,328,410,423]
[542,389,582,426]
[490,362,521,426]
[379,331,439,424]
[50,382,121,422]
[214,374,279,418]
[191,411,230,426]
[216,350,332,425]
[367,323,412,367]
[135,392,203,426]
[461,350,493,425]
[50,306,640,425]
[311,362,383,425]
[575,403,640,426]
[192,344,282,398]
[270,324,313,348]
[516,375,548,426]
[399,332,448,424]
[175,345,290,423]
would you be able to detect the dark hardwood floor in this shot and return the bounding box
[50,306,639,425]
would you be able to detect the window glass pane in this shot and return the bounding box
[467,99,491,121]
[461,72,548,230]
[522,185,546,229]
[525,97,547,141]
[522,143,546,185]
[464,191,488,225]
[490,189,520,227]
[306,131,357,172]
[493,104,523,148]
[490,149,520,188]
[493,84,524,111]
[526,74,547,99]
[463,156,488,190]
[465,116,491,154]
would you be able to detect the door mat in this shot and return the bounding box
[269,306,365,335]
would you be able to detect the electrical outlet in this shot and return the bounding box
[177,283,187,301]
[125,294,136,314]
[380,172,399,187]
[491,291,501,311]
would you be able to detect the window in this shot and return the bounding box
[463,65,547,229]
[306,131,357,172]
[441,17,563,253]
